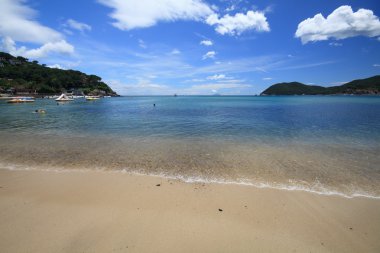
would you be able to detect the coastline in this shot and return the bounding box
[1,168,379,252]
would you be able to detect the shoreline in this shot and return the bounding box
[1,165,380,200]
[1,168,380,252]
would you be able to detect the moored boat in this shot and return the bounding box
[7,97,35,103]
[85,96,100,101]
[55,94,74,102]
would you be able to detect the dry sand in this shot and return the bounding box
[0,168,379,253]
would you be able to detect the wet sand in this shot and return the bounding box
[1,133,380,198]
[0,168,379,253]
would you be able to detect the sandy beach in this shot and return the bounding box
[0,168,379,253]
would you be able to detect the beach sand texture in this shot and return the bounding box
[0,169,379,253]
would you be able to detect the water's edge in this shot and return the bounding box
[2,164,379,200]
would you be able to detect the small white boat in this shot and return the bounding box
[55,94,74,102]
[7,97,35,103]
[85,96,100,101]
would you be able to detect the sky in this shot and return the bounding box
[0,0,380,95]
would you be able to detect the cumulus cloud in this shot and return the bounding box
[206,10,270,35]
[64,19,92,32]
[21,40,74,58]
[97,0,214,30]
[295,6,380,44]
[0,0,62,44]
[0,0,74,59]
[47,64,65,69]
[207,74,226,80]
[202,51,216,60]
[1,37,74,58]
[200,40,213,46]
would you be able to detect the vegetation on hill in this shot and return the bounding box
[261,75,380,95]
[0,52,116,95]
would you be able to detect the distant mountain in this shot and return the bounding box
[0,52,117,96]
[261,75,380,95]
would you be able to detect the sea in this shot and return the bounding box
[1,96,380,198]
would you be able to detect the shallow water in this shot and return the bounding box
[1,96,380,198]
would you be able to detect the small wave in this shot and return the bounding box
[1,163,379,200]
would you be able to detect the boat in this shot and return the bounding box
[85,96,100,101]
[7,97,35,103]
[55,94,74,102]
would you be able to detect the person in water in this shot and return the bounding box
[34,109,46,114]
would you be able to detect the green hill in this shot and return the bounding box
[261,75,380,95]
[0,52,117,96]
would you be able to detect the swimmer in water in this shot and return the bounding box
[34,109,46,114]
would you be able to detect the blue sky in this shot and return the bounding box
[1,0,380,95]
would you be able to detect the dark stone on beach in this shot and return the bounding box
[349,227,353,230]
[218,209,223,212]
[156,184,161,186]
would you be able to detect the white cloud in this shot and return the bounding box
[170,48,181,55]
[207,74,226,80]
[65,19,92,32]
[22,40,74,58]
[62,29,73,35]
[202,51,216,60]
[331,81,348,85]
[1,37,74,59]
[138,39,147,49]
[107,79,170,95]
[295,6,380,44]
[97,0,214,30]
[329,42,342,47]
[200,40,213,46]
[374,64,380,67]
[275,61,336,71]
[190,78,204,82]
[254,67,268,73]
[189,82,251,91]
[262,77,272,80]
[206,10,270,35]
[115,79,168,90]
[225,5,235,12]
[47,64,65,69]
[0,0,74,59]
[0,0,62,44]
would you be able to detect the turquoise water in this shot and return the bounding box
[1,96,380,197]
